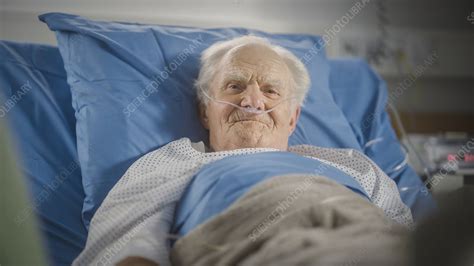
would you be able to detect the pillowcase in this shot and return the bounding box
[0,41,86,265]
[328,58,436,221]
[39,12,361,227]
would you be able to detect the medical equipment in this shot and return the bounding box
[200,86,297,115]
[406,133,474,174]
[425,134,474,171]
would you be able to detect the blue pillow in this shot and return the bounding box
[39,12,361,228]
[328,58,436,221]
[0,41,86,266]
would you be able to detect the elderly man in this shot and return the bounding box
[194,35,305,151]
[73,36,413,266]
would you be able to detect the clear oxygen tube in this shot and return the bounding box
[363,135,410,176]
[199,86,297,115]
[388,102,433,180]
[362,102,433,190]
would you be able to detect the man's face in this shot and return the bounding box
[199,43,301,152]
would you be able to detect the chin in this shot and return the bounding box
[234,120,268,129]
[232,131,266,147]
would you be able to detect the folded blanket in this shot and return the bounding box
[170,174,410,266]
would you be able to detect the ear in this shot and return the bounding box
[198,103,210,130]
[289,106,301,135]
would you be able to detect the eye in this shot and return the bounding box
[227,83,243,91]
[263,87,280,96]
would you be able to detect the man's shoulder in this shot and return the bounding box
[159,137,193,152]
[126,138,194,172]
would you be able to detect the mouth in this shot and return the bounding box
[232,119,268,128]
[231,119,268,128]
[236,118,264,123]
[229,111,271,128]
[237,118,259,122]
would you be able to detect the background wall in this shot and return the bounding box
[1,0,473,133]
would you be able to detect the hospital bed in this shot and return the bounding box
[0,12,435,266]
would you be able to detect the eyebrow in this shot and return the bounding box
[221,69,285,88]
[259,77,284,87]
[222,69,248,81]
[218,70,248,89]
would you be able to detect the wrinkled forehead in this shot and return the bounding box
[216,43,293,86]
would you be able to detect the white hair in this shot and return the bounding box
[195,35,311,107]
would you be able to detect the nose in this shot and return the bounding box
[239,83,265,111]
